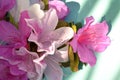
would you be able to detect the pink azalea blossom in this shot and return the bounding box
[0,0,16,19]
[0,11,45,80]
[49,0,69,19]
[26,8,74,80]
[0,20,28,79]
[70,16,110,66]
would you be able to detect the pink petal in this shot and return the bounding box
[15,47,40,79]
[0,58,27,80]
[19,11,31,39]
[93,36,110,52]
[85,16,94,28]
[0,21,21,45]
[91,21,109,35]
[49,0,69,19]
[78,16,94,34]
[77,44,96,66]
[0,47,21,65]
[37,41,55,55]
[25,18,41,44]
[70,34,78,53]
[44,57,63,80]
[10,66,26,76]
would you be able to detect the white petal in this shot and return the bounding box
[28,4,45,19]
[54,46,69,62]
[33,58,47,80]
[49,27,74,48]
[29,0,45,9]
[44,57,63,80]
[42,8,58,33]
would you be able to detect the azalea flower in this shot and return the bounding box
[0,0,15,19]
[49,0,69,19]
[0,20,28,80]
[0,11,45,80]
[70,16,110,66]
[26,7,74,80]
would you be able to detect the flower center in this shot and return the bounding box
[28,42,45,57]
[29,42,37,52]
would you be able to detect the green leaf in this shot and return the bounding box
[42,0,49,10]
[78,61,84,70]
[68,45,79,72]
[75,22,83,29]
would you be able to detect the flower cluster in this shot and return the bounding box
[0,0,110,80]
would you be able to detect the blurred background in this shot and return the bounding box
[62,0,120,80]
